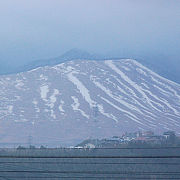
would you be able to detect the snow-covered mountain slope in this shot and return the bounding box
[0,59,180,146]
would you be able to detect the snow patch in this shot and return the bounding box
[67,70,96,108]
[59,100,65,114]
[71,96,89,119]
[40,85,49,100]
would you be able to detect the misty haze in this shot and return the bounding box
[0,0,180,179]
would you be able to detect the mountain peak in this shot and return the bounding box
[60,48,102,60]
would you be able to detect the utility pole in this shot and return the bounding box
[92,104,99,122]
[28,135,33,147]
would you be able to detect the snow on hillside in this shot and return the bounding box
[0,59,180,146]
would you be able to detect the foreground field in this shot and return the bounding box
[0,147,180,179]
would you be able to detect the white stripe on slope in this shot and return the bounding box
[130,59,180,88]
[71,96,89,119]
[67,70,117,122]
[111,75,153,111]
[151,76,180,101]
[92,79,144,115]
[105,60,162,112]
[100,96,144,126]
[130,59,180,103]
[67,71,96,108]
[142,88,180,116]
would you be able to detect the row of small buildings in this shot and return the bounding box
[102,131,177,145]
[77,131,179,148]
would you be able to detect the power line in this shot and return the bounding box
[0,170,180,174]
[0,155,180,158]
[0,177,180,179]
[0,162,180,165]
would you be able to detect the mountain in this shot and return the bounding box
[134,55,180,85]
[0,59,180,147]
[6,49,104,75]
[0,49,179,84]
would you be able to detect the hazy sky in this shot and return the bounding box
[0,0,180,67]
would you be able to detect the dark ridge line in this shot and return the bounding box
[1,147,180,150]
[2,147,180,149]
